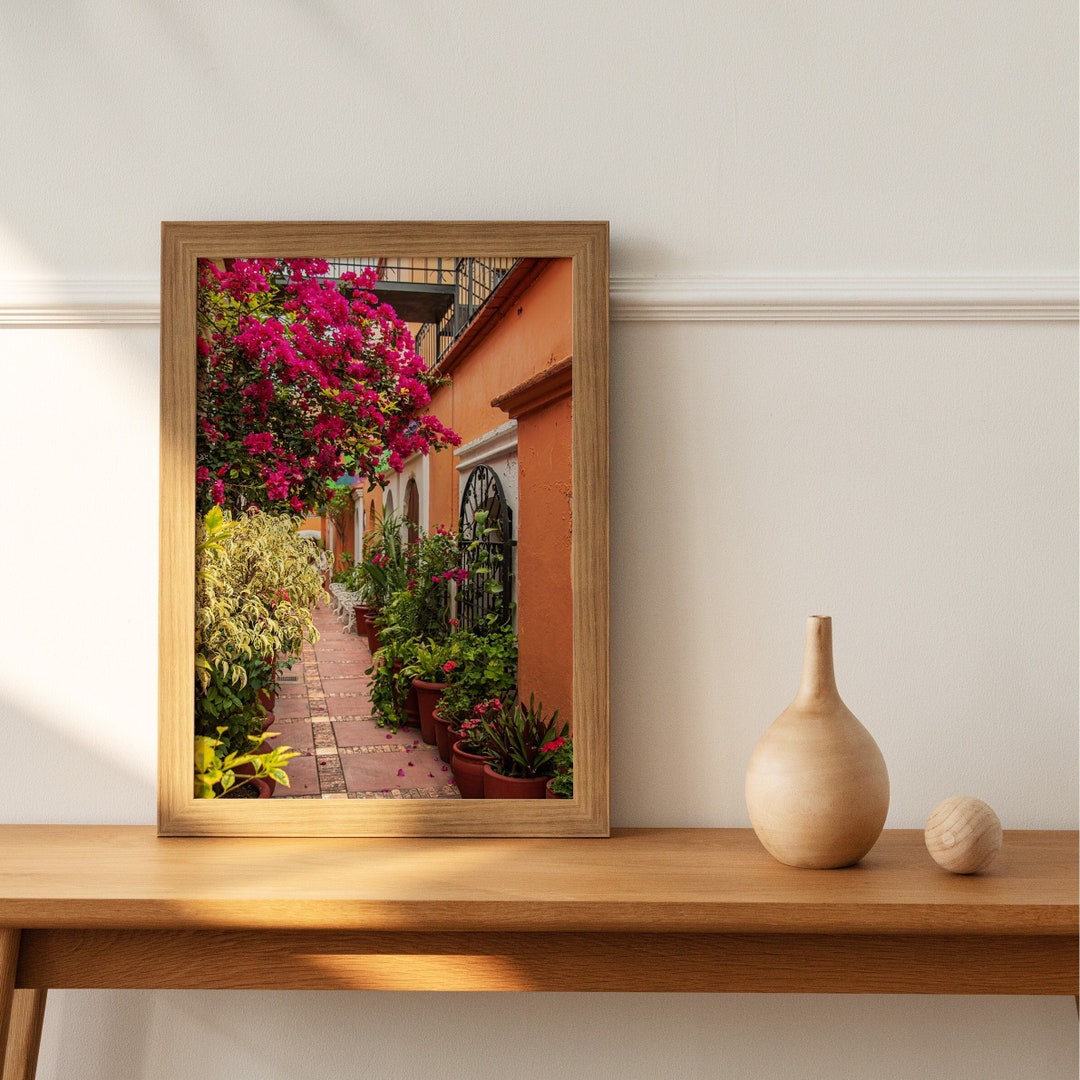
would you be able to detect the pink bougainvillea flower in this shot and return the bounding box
[195,257,459,515]
[242,431,275,455]
[397,769,405,777]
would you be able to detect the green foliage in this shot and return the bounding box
[454,508,510,620]
[195,507,323,695]
[400,638,459,684]
[431,617,518,730]
[359,512,410,609]
[475,696,568,780]
[367,635,420,731]
[364,521,505,731]
[322,480,355,537]
[382,525,462,644]
[194,655,275,756]
[549,736,574,797]
[330,551,354,585]
[194,727,300,799]
[195,506,323,769]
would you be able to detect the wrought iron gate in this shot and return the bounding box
[457,465,515,629]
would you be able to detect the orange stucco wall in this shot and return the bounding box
[345,259,574,722]
[513,392,573,728]
[299,503,356,575]
[425,258,572,530]
[420,257,574,728]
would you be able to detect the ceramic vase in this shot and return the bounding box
[745,615,889,868]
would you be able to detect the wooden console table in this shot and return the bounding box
[0,826,1075,1078]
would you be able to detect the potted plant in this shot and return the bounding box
[367,636,420,733]
[546,735,573,799]
[366,524,472,736]
[449,700,502,799]
[477,696,568,799]
[429,616,518,732]
[402,639,460,751]
[357,511,411,651]
[194,728,300,799]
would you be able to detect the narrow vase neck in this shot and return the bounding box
[795,615,841,706]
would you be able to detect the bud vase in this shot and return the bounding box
[745,616,889,868]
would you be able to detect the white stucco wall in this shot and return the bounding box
[0,2,1076,1077]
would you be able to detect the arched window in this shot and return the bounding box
[404,478,420,545]
[457,464,515,629]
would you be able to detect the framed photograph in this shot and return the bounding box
[158,221,609,836]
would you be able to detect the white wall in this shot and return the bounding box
[0,2,1076,1077]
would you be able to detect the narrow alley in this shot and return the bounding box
[265,600,458,799]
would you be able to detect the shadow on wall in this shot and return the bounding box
[0,694,156,823]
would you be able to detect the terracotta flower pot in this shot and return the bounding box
[482,764,548,800]
[450,740,488,799]
[403,684,420,727]
[230,762,276,799]
[545,779,569,799]
[365,618,381,654]
[745,615,889,868]
[413,679,447,746]
[433,715,458,763]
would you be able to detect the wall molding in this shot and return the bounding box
[611,274,1079,322]
[0,279,161,327]
[0,274,1076,326]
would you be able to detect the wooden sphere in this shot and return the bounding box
[924,796,1002,874]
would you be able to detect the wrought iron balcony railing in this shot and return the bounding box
[326,257,517,369]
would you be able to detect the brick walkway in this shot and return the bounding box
[266,597,459,799]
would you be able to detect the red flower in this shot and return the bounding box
[442,660,458,674]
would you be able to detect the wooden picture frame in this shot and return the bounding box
[158,221,609,836]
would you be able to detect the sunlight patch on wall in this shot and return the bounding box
[0,325,159,782]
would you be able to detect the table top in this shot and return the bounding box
[0,826,1074,936]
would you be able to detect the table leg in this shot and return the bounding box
[0,930,18,1075]
[2,990,46,1080]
